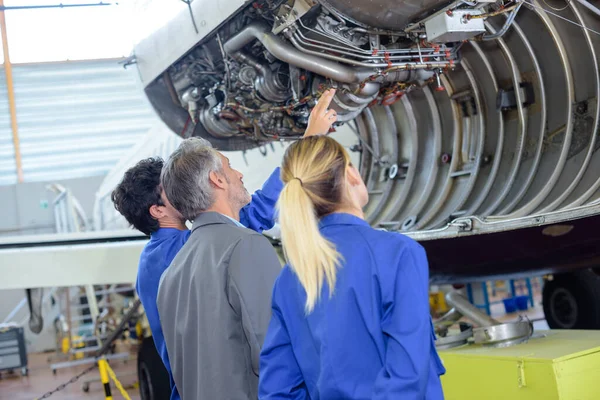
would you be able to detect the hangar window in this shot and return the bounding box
[4,0,135,63]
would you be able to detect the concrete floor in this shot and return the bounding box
[0,352,140,400]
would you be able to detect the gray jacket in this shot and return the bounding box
[157,212,282,400]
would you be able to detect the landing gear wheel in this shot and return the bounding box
[82,382,90,393]
[21,367,28,377]
[137,337,171,400]
[543,269,600,329]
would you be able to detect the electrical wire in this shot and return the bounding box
[480,2,523,40]
[468,3,519,19]
[216,33,231,92]
[522,0,600,37]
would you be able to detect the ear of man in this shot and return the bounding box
[209,170,227,189]
[149,204,165,220]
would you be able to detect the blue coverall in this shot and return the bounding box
[259,212,446,400]
[136,168,283,400]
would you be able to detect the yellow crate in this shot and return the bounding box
[439,330,600,400]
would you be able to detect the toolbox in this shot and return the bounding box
[0,326,28,376]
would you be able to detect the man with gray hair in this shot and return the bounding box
[156,137,281,400]
[157,89,338,400]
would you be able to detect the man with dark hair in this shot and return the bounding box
[111,157,184,235]
[111,153,284,400]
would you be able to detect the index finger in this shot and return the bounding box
[314,88,336,113]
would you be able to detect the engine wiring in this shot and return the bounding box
[465,2,520,19]
[219,0,600,142]
[223,60,452,114]
[216,43,458,140]
[216,33,232,94]
[171,0,484,142]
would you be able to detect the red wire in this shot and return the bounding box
[181,116,191,138]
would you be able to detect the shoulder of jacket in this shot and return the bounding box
[354,224,421,252]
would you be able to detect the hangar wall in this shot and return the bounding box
[0,58,157,185]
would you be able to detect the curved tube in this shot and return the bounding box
[223,22,443,84]
[445,291,499,327]
[480,2,523,41]
[433,307,463,327]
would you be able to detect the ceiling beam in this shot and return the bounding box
[0,0,23,183]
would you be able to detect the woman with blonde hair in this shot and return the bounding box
[258,102,445,399]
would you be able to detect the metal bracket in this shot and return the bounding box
[497,82,535,111]
[404,0,464,32]
[388,163,399,180]
[273,0,317,35]
[517,359,527,388]
[118,55,137,69]
[451,218,473,232]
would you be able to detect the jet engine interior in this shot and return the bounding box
[140,0,600,232]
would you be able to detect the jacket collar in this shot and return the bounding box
[151,227,187,239]
[191,211,239,232]
[319,213,369,228]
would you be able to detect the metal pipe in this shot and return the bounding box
[469,3,519,19]
[481,21,527,216]
[0,0,22,183]
[445,291,499,327]
[291,31,437,66]
[223,22,445,84]
[231,52,289,102]
[198,106,237,138]
[433,307,463,327]
[1,2,113,11]
[335,106,364,123]
[224,22,372,83]
[343,91,378,104]
[574,0,600,18]
[295,22,444,58]
[480,2,523,41]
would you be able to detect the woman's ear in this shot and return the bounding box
[346,164,361,186]
[345,163,369,208]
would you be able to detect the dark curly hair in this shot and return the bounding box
[111,157,165,235]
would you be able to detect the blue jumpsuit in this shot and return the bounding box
[136,168,283,400]
[259,213,446,399]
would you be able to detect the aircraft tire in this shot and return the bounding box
[138,336,171,400]
[543,269,600,330]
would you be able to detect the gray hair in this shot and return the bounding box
[161,137,223,221]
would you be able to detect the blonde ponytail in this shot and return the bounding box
[278,179,342,313]
[277,136,350,313]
